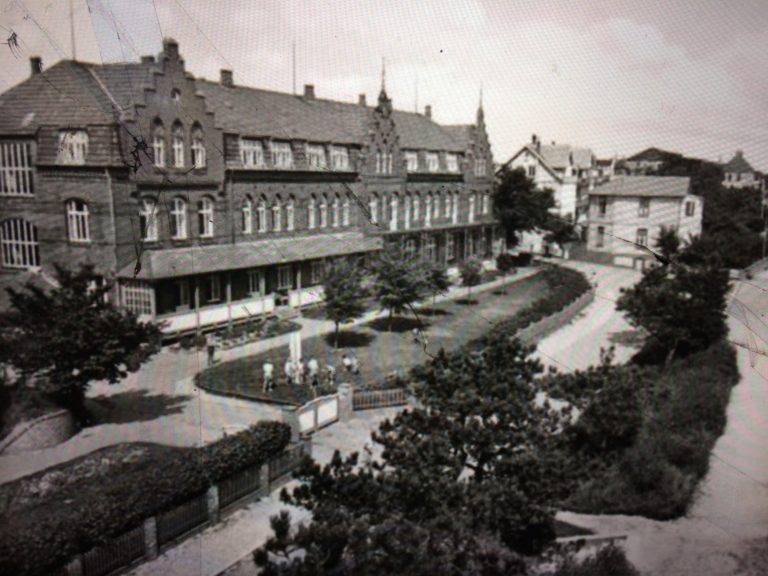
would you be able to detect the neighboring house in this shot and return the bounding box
[621,147,682,175]
[585,176,702,270]
[499,134,596,254]
[0,39,501,335]
[721,150,764,190]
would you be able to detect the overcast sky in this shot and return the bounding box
[1,0,766,169]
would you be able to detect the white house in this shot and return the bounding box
[585,176,702,270]
[722,150,764,191]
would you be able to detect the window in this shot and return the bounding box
[198,197,214,237]
[241,139,265,168]
[205,275,221,302]
[390,195,398,231]
[172,122,184,168]
[446,154,459,173]
[413,195,421,222]
[191,124,205,168]
[434,193,441,218]
[636,228,648,247]
[332,195,341,228]
[1,218,39,269]
[596,226,605,248]
[482,192,490,215]
[404,238,417,257]
[404,195,412,230]
[248,269,264,296]
[66,199,90,242]
[308,195,317,229]
[169,197,187,239]
[376,150,393,174]
[468,193,476,222]
[685,201,695,217]
[278,265,292,290]
[306,144,326,170]
[638,198,650,217]
[120,280,153,316]
[257,197,267,233]
[369,193,378,224]
[527,165,536,177]
[320,195,328,227]
[426,235,437,261]
[139,199,158,241]
[405,151,418,172]
[0,141,34,196]
[171,88,181,103]
[425,195,432,227]
[242,197,253,234]
[446,232,455,261]
[452,192,459,223]
[58,130,88,165]
[272,199,282,232]
[342,196,351,226]
[311,260,324,284]
[426,152,439,173]
[331,146,349,171]
[174,279,190,309]
[474,156,486,177]
[444,193,452,218]
[152,121,165,168]
[598,196,607,216]
[286,196,295,231]
[271,141,293,169]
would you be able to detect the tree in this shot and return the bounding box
[543,213,579,257]
[655,225,681,261]
[322,259,368,347]
[0,265,161,424]
[371,243,428,329]
[493,166,556,247]
[424,261,451,307]
[495,252,516,293]
[459,257,483,301]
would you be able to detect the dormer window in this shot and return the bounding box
[241,139,265,168]
[172,122,184,168]
[474,156,486,177]
[152,121,165,168]
[58,130,88,165]
[426,152,439,173]
[446,153,459,173]
[405,151,418,172]
[376,151,393,174]
[271,142,293,169]
[306,144,326,170]
[0,141,34,196]
[331,146,349,171]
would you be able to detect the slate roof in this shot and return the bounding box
[119,232,383,280]
[537,144,594,170]
[590,176,691,198]
[722,151,754,174]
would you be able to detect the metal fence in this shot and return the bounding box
[81,525,146,576]
[218,464,263,509]
[268,441,309,483]
[156,493,210,547]
[352,388,408,411]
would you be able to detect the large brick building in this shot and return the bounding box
[0,40,501,334]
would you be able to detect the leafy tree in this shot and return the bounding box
[493,166,556,246]
[0,265,161,424]
[371,243,428,329]
[459,257,483,300]
[655,225,681,260]
[424,261,451,307]
[321,259,368,347]
[495,252,516,293]
[543,213,579,257]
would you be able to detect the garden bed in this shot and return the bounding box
[172,317,301,351]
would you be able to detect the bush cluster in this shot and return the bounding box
[0,421,291,576]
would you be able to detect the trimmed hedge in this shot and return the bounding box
[0,420,290,576]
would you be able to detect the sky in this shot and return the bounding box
[1,0,767,170]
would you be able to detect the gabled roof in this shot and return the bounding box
[722,150,754,174]
[626,147,681,162]
[590,175,691,198]
[537,144,594,170]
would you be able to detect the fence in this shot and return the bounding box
[293,394,339,436]
[352,388,408,411]
[61,440,311,576]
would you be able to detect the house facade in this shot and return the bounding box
[0,40,500,335]
[585,176,702,269]
[721,150,764,191]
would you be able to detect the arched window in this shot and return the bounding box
[404,194,412,230]
[424,194,432,228]
[390,195,398,231]
[1,218,39,269]
[170,197,187,239]
[308,195,317,229]
[172,121,184,168]
[319,195,328,228]
[198,196,214,237]
[139,198,158,241]
[369,193,379,224]
[332,194,341,228]
[452,191,460,223]
[257,196,267,233]
[191,123,206,168]
[482,192,490,214]
[444,191,452,218]
[286,196,295,231]
[413,194,421,222]
[152,120,165,168]
[468,193,476,222]
[342,195,351,226]
[272,196,282,232]
[433,192,441,218]
[66,199,90,242]
[242,196,253,234]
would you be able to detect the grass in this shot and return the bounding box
[197,272,548,405]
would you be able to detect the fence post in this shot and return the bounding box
[64,556,83,576]
[337,383,354,420]
[260,462,270,492]
[143,517,158,560]
[280,406,301,442]
[206,484,220,523]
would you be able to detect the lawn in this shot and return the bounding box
[197,271,548,405]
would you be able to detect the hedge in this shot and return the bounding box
[0,420,290,576]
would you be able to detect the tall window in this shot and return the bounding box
[446,153,459,173]
[311,260,325,284]
[152,121,165,168]
[598,196,607,216]
[468,193,476,222]
[390,195,398,231]
[308,195,317,229]
[404,195,412,230]
[242,196,253,234]
[205,275,221,302]
[369,193,379,224]
[527,165,536,177]
[425,195,432,227]
[332,195,341,228]
[376,150,393,174]
[636,228,648,247]
[139,199,158,241]
[426,152,439,172]
[120,280,153,316]
[172,122,184,168]
[638,197,650,217]
[426,235,437,261]
[452,192,459,223]
[198,196,214,237]
[272,198,282,232]
[331,146,349,170]
[170,197,187,239]
[66,199,90,242]
[413,194,421,222]
[1,218,39,269]
[174,279,190,309]
[248,269,264,296]
[444,192,452,218]
[278,265,292,290]
[320,195,328,227]
[191,124,206,168]
[306,144,326,170]
[0,141,34,196]
[482,192,490,215]
[474,156,486,177]
[271,141,293,169]
[241,139,265,168]
[257,197,267,233]
[405,151,418,172]
[445,232,455,261]
[434,193,441,218]
[685,201,695,217]
[596,226,605,248]
[342,195,351,226]
[286,196,295,231]
[58,130,88,165]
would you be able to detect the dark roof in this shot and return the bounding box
[723,151,754,174]
[590,175,691,198]
[119,232,382,280]
[626,147,681,162]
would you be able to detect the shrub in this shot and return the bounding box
[553,544,640,576]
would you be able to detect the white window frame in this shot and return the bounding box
[332,195,341,228]
[482,192,490,215]
[474,156,486,177]
[685,201,695,217]
[58,130,88,165]
[271,141,294,169]
[206,274,221,302]
[242,197,253,234]
[169,197,187,240]
[425,195,432,228]
[172,124,184,168]
[426,152,439,173]
[342,196,351,226]
[434,193,441,218]
[376,150,393,174]
[174,279,190,310]
[320,196,329,228]
[445,153,459,173]
[257,198,267,233]
[248,269,264,296]
[369,194,378,224]
[311,260,324,284]
[286,198,295,231]
[152,125,165,168]
[413,195,421,222]
[0,141,34,196]
[272,201,282,232]
[452,192,459,224]
[308,196,317,229]
[390,196,398,231]
[66,199,90,242]
[331,146,350,171]
[140,199,158,242]
[405,151,418,172]
[446,232,455,261]
[306,144,327,170]
[1,218,40,269]
[120,280,153,316]
[241,139,265,168]
[278,265,292,290]
[404,195,412,230]
[469,194,476,222]
[444,193,452,218]
[198,197,214,238]
[191,127,206,168]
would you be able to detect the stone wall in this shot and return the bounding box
[516,289,595,346]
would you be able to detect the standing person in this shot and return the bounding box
[296,357,306,386]
[350,353,360,376]
[262,360,274,392]
[326,363,336,387]
[308,357,320,389]
[284,358,294,387]
[342,353,352,374]
[206,333,217,367]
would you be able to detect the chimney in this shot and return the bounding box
[220,69,233,87]
[424,105,432,119]
[531,134,537,144]
[303,84,315,99]
[30,56,42,76]
[141,55,155,64]
[162,38,179,59]
[358,93,367,106]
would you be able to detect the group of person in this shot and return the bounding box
[262,352,360,393]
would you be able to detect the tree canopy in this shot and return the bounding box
[493,167,556,246]
[322,259,368,347]
[370,243,428,326]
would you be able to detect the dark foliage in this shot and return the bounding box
[322,259,369,347]
[552,544,640,576]
[493,166,556,246]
